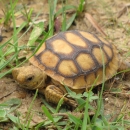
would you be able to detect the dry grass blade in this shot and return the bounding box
[108,92,130,98]
[117,3,130,18]
[85,13,107,36]
[54,17,61,33]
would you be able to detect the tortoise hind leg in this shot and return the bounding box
[44,85,77,107]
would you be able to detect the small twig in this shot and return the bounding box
[85,13,107,37]
[104,91,130,98]
[117,3,130,18]
[53,112,84,118]
[0,88,17,100]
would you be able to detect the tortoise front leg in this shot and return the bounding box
[44,85,77,107]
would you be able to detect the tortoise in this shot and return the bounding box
[12,30,129,107]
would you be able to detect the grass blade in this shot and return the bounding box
[42,105,54,122]
[66,13,76,30]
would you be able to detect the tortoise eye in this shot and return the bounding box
[26,75,34,82]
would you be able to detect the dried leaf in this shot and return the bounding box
[54,17,61,33]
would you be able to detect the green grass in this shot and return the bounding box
[21,3,33,27]
[0,0,130,129]
[1,0,18,28]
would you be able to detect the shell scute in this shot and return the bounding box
[51,39,73,54]
[79,31,99,43]
[39,50,59,69]
[58,60,78,77]
[76,53,96,72]
[65,32,88,48]
[92,47,108,65]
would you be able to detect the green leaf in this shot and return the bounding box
[0,110,6,118]
[77,0,85,13]
[0,98,21,122]
[42,105,54,122]
[0,98,21,113]
[42,98,56,113]
[0,110,8,122]
[56,96,64,113]
[68,113,82,125]
[43,116,62,127]
[53,116,62,123]
[83,91,98,102]
[27,22,44,46]
[76,98,86,106]
[7,114,19,124]
[66,13,76,30]
[57,121,67,126]
[65,86,83,99]
[43,120,52,126]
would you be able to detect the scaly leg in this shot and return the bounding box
[44,85,77,107]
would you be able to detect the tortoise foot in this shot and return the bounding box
[45,85,77,108]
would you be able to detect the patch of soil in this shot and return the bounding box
[0,76,45,128]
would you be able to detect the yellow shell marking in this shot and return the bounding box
[86,73,96,86]
[79,31,99,43]
[52,39,73,54]
[58,60,78,76]
[98,37,109,45]
[95,68,104,84]
[62,78,74,87]
[106,66,114,78]
[40,50,59,68]
[73,76,87,89]
[65,32,87,47]
[76,53,95,71]
[103,45,112,58]
[92,48,107,65]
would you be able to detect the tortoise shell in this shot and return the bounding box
[29,30,119,90]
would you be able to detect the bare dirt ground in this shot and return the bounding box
[0,0,130,129]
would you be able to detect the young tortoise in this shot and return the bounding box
[12,30,128,107]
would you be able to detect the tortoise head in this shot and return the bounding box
[12,65,47,90]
